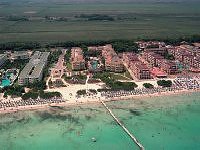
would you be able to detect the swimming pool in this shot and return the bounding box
[0,79,11,87]
[91,61,98,70]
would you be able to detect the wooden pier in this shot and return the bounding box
[100,99,145,150]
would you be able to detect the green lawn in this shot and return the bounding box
[110,72,132,81]
[66,62,72,70]
[0,2,200,43]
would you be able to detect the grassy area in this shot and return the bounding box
[110,73,132,81]
[113,71,132,80]
[0,2,200,42]
[124,71,132,79]
[66,62,72,70]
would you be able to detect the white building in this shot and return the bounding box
[0,54,7,67]
[18,51,50,85]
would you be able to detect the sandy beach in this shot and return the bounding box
[0,87,199,114]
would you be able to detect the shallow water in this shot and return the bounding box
[0,92,200,150]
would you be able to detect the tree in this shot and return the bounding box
[112,40,139,53]
[143,83,154,89]
[157,80,172,87]
[2,85,25,97]
[163,51,175,60]
[26,81,46,91]
[22,92,39,100]
[39,91,62,99]
[93,72,138,90]
[77,90,87,96]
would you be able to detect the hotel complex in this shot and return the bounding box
[18,51,50,85]
[0,40,199,87]
[167,45,200,71]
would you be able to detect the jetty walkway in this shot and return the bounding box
[100,99,145,150]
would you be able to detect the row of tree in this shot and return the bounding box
[0,34,199,51]
[142,35,200,46]
[1,85,25,98]
[76,14,114,21]
[0,42,41,51]
[22,91,61,100]
[157,80,172,87]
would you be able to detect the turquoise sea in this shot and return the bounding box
[0,92,200,150]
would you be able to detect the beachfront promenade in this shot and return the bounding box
[0,76,199,111]
[1,83,200,112]
[100,98,145,150]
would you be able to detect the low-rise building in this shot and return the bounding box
[143,52,164,67]
[10,51,31,60]
[105,55,124,72]
[144,47,167,55]
[70,47,86,71]
[137,41,166,50]
[123,52,140,67]
[130,62,151,79]
[157,59,178,75]
[102,45,124,72]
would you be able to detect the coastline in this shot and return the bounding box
[1,88,199,115]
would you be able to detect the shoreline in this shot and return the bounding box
[0,88,199,115]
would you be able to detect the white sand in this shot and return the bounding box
[45,82,105,102]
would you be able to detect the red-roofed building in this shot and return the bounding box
[130,62,151,79]
[102,45,124,72]
[157,60,178,75]
[70,47,86,71]
[143,51,164,67]
[151,67,167,78]
[123,52,140,67]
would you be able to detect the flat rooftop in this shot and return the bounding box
[19,51,50,79]
[0,54,7,59]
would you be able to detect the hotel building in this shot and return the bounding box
[70,47,86,71]
[18,51,50,85]
[102,45,124,72]
[0,54,7,67]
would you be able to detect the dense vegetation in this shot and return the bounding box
[112,41,139,53]
[39,91,62,99]
[22,91,62,100]
[5,16,29,21]
[76,14,114,21]
[64,49,71,63]
[1,85,25,98]
[163,51,175,60]
[162,35,200,46]
[48,50,62,65]
[0,34,199,52]
[26,81,47,91]
[143,83,154,89]
[43,49,62,78]
[77,90,87,96]
[1,59,28,70]
[157,80,172,87]
[94,72,138,90]
[22,91,39,100]
[0,42,41,51]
